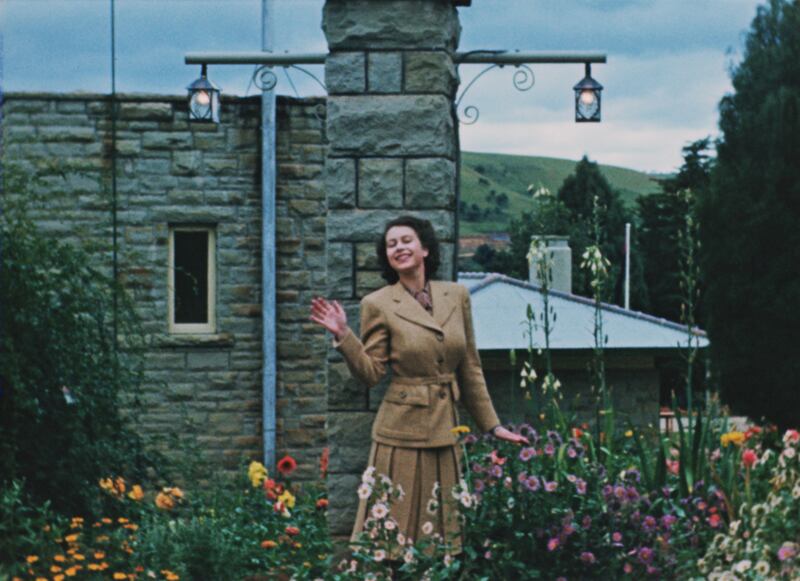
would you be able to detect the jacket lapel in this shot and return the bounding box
[431,281,457,329]
[391,281,443,333]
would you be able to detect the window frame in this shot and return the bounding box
[167,225,216,334]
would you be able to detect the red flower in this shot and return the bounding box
[742,449,758,469]
[572,428,584,439]
[708,513,721,528]
[316,498,329,510]
[285,526,300,536]
[277,455,298,477]
[744,426,762,440]
[319,448,329,479]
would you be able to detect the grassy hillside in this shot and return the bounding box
[460,151,663,235]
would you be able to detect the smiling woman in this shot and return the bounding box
[309,215,528,556]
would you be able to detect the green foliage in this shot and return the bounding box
[696,0,800,428]
[637,139,713,322]
[0,172,153,518]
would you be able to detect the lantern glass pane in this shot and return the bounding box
[189,91,211,121]
[576,89,600,121]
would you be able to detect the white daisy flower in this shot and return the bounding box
[733,560,751,573]
[403,548,415,564]
[371,502,389,520]
[373,549,386,563]
[460,491,473,508]
[422,521,434,535]
[396,532,406,545]
[357,483,372,500]
[754,560,770,575]
[426,499,439,515]
[384,519,396,531]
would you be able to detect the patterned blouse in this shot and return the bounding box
[404,281,433,314]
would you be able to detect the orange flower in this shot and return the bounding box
[54,555,66,563]
[101,517,113,525]
[26,555,39,564]
[155,492,175,510]
[169,487,184,499]
[261,540,278,549]
[88,564,101,571]
[128,485,144,501]
[117,517,129,524]
[319,447,329,479]
[113,573,127,580]
[65,533,79,543]
[114,477,126,494]
[96,535,110,543]
[94,551,106,560]
[51,565,63,573]
[316,498,329,510]
[135,566,144,572]
[54,576,65,581]
[124,523,139,531]
[285,526,300,536]
[572,428,584,439]
[277,454,298,476]
[161,569,180,580]
[65,567,78,577]
[73,554,85,561]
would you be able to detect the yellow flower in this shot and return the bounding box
[26,555,39,564]
[88,564,101,571]
[161,569,180,580]
[248,461,269,488]
[113,573,127,580]
[625,430,634,438]
[99,478,114,492]
[73,553,85,561]
[721,431,746,447]
[277,489,296,509]
[128,485,144,501]
[450,425,471,435]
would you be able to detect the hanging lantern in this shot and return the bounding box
[573,63,603,123]
[187,64,221,123]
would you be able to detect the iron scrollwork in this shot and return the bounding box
[455,51,536,125]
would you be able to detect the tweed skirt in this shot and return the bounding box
[350,441,463,556]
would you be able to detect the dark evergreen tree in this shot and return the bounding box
[638,139,713,322]
[558,157,648,307]
[697,0,800,427]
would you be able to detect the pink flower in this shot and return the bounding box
[784,429,800,444]
[490,450,507,465]
[666,459,680,475]
[544,480,558,492]
[708,513,722,528]
[580,551,596,564]
[778,543,797,561]
[547,537,560,552]
[519,447,536,462]
[623,562,633,574]
[742,449,758,469]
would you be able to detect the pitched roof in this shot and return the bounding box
[458,272,709,351]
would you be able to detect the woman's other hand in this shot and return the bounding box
[493,426,529,445]
[310,297,348,341]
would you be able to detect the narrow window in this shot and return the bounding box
[168,226,216,333]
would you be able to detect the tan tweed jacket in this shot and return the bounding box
[335,280,501,448]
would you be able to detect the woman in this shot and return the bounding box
[310,216,527,552]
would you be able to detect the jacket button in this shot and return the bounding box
[439,390,447,399]
[436,333,444,342]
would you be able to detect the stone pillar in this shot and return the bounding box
[323,0,461,535]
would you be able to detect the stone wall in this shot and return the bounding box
[1,92,328,480]
[322,0,462,535]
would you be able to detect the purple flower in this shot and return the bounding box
[660,514,677,530]
[562,522,575,536]
[646,566,659,576]
[547,430,563,445]
[626,486,640,502]
[544,443,556,456]
[544,480,558,492]
[567,447,578,459]
[614,485,626,500]
[575,479,587,495]
[490,465,503,479]
[603,484,613,498]
[464,434,478,445]
[524,475,541,492]
[778,543,797,561]
[638,546,654,564]
[517,471,528,484]
[566,474,577,483]
[547,537,560,552]
[473,479,485,493]
[582,515,592,529]
[580,551,596,565]
[642,515,657,533]
[519,447,536,462]
[471,462,484,474]
[612,531,623,546]
[624,468,642,484]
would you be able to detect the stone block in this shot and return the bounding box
[115,140,141,156]
[355,243,380,270]
[323,1,460,50]
[368,52,402,93]
[142,132,192,150]
[327,242,353,298]
[329,360,368,411]
[358,158,402,208]
[327,473,362,535]
[405,157,455,208]
[187,351,231,370]
[404,51,458,95]
[356,270,385,297]
[437,242,455,280]
[328,209,454,242]
[119,102,173,121]
[327,95,455,157]
[172,151,202,176]
[38,126,96,142]
[205,156,238,175]
[325,157,356,209]
[325,52,366,94]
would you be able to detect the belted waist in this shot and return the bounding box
[385,373,460,404]
[389,373,457,387]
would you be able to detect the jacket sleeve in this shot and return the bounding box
[456,285,501,433]
[334,297,388,388]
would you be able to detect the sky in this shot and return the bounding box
[1,0,762,173]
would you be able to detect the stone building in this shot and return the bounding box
[2,0,469,537]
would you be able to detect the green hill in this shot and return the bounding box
[460,151,663,235]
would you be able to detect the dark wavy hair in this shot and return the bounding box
[376,215,440,284]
